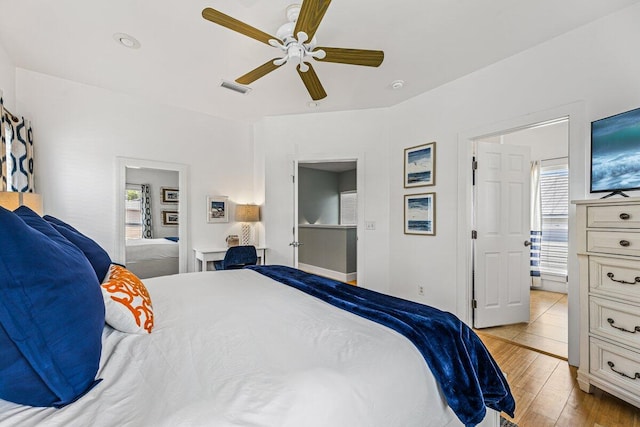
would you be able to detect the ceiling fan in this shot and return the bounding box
[202,0,384,101]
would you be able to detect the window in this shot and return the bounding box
[539,160,568,276]
[340,191,357,225]
[125,185,143,239]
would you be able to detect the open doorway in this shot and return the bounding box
[296,161,358,284]
[473,118,569,359]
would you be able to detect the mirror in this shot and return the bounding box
[115,157,188,277]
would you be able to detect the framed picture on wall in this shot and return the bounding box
[207,196,228,223]
[404,193,435,235]
[404,142,435,188]
[162,210,179,226]
[161,187,179,203]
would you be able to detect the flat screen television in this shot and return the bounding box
[591,106,640,196]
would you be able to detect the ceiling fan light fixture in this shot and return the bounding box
[307,101,319,108]
[113,33,141,49]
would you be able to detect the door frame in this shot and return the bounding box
[293,153,365,286]
[456,102,586,366]
[115,157,189,273]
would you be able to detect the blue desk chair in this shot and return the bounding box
[213,245,258,270]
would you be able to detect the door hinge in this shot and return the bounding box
[471,230,477,239]
[472,157,477,186]
[472,299,477,309]
[292,175,295,183]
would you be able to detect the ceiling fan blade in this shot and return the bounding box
[294,0,332,41]
[315,47,384,67]
[202,7,277,46]
[297,63,327,100]
[236,59,282,85]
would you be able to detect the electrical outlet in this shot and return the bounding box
[418,285,424,296]
[365,221,376,230]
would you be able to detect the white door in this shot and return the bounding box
[291,160,301,267]
[474,141,531,328]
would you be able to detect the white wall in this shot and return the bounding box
[481,120,569,162]
[257,109,391,293]
[0,40,16,111]
[16,69,254,268]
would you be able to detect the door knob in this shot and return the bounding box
[524,240,532,247]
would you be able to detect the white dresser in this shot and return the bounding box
[575,197,640,408]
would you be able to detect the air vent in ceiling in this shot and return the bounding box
[220,80,251,95]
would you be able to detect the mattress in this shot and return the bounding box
[125,238,178,262]
[0,270,496,427]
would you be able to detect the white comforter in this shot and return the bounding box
[126,238,178,262]
[0,270,466,427]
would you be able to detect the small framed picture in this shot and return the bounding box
[404,193,435,235]
[207,196,228,223]
[404,142,435,188]
[162,210,179,226]
[161,187,179,203]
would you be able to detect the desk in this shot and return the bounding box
[193,246,267,272]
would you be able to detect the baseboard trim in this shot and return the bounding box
[298,263,356,283]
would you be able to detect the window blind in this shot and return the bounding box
[340,191,357,225]
[539,161,568,276]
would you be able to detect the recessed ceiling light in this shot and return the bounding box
[391,80,405,90]
[113,33,141,49]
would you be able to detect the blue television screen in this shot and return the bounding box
[591,106,640,193]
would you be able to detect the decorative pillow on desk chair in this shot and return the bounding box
[101,264,154,334]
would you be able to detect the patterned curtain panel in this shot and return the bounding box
[6,115,35,192]
[0,90,7,191]
[141,184,153,239]
[530,160,542,287]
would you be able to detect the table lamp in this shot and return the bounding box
[235,204,260,245]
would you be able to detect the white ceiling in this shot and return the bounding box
[0,0,638,123]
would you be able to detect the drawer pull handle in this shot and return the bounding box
[607,361,640,380]
[619,240,631,247]
[620,213,631,220]
[607,318,640,333]
[606,272,640,285]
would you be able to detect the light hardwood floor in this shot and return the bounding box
[479,334,640,427]
[477,290,568,359]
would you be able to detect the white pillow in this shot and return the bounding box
[101,264,154,334]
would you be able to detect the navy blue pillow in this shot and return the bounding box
[42,214,111,282]
[0,206,104,407]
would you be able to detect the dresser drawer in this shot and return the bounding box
[590,338,640,395]
[589,256,640,303]
[588,204,640,228]
[590,297,640,350]
[587,231,640,257]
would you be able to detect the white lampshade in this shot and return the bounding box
[235,204,260,245]
[235,204,260,222]
[0,191,43,215]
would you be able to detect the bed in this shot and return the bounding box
[125,237,179,278]
[0,206,514,427]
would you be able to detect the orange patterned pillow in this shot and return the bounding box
[101,264,154,334]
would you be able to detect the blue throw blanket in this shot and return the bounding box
[247,265,515,426]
